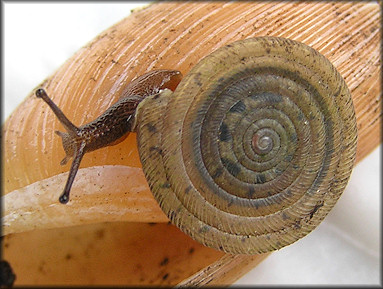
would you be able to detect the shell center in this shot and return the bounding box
[252,133,273,155]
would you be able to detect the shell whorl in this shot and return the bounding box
[137,37,357,254]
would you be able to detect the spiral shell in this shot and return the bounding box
[137,37,357,254]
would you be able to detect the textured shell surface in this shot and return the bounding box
[137,36,358,254]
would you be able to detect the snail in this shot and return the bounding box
[36,36,357,255]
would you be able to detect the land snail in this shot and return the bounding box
[36,36,357,255]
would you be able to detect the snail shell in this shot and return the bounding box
[137,36,358,254]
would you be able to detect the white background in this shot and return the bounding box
[3,2,381,285]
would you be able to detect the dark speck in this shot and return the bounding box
[248,187,255,198]
[161,182,171,188]
[184,185,192,194]
[146,123,157,133]
[221,158,241,177]
[281,212,289,220]
[199,226,210,234]
[284,155,293,162]
[255,174,266,184]
[150,146,163,155]
[194,72,203,87]
[212,167,223,179]
[168,211,176,221]
[229,100,246,113]
[275,167,283,175]
[95,229,105,239]
[219,122,231,142]
[259,92,282,103]
[309,203,323,219]
[160,257,169,266]
[241,236,249,242]
[162,273,169,280]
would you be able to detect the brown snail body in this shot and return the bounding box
[37,37,357,254]
[36,70,182,203]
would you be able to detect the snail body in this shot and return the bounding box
[36,69,182,203]
[37,37,357,254]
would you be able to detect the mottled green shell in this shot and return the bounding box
[137,37,357,254]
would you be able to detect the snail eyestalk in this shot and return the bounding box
[35,89,78,134]
[59,141,86,204]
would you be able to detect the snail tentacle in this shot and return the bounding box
[59,140,86,204]
[36,88,79,134]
